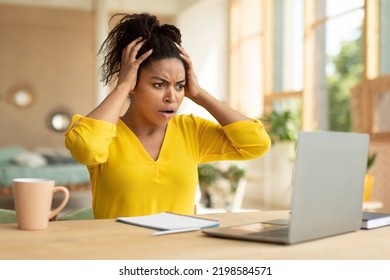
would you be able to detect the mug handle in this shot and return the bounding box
[48,186,70,220]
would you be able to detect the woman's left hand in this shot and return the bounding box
[175,43,252,125]
[175,43,203,100]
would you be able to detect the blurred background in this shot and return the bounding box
[0,0,389,214]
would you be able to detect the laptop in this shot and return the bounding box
[202,131,369,244]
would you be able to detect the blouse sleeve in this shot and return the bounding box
[198,118,271,163]
[64,114,117,166]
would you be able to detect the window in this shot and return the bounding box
[379,0,390,75]
[229,0,389,140]
[229,0,263,118]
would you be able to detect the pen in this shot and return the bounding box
[152,227,201,236]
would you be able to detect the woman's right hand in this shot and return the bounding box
[85,38,152,124]
[117,37,153,93]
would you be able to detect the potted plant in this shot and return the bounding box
[261,109,299,160]
[244,109,300,210]
[198,163,246,211]
[364,152,377,202]
[197,163,218,208]
[261,110,299,144]
[222,165,245,194]
[220,164,246,211]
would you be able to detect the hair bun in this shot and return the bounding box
[157,24,182,44]
[99,13,184,86]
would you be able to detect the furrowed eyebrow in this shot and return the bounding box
[150,76,186,84]
[150,76,167,83]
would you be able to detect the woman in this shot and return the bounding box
[65,13,271,219]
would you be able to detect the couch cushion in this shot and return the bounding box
[12,151,47,168]
[60,207,94,221]
[0,146,25,165]
[0,209,17,224]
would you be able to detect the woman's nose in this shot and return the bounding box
[164,88,177,103]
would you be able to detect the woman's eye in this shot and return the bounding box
[154,83,164,88]
[176,84,185,91]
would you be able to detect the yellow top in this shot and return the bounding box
[65,114,270,218]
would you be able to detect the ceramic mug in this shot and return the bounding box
[12,178,69,230]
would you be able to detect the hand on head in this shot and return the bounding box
[117,37,153,94]
[117,36,202,102]
[174,43,202,101]
[100,13,203,104]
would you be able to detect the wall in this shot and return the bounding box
[0,0,226,148]
[176,0,230,120]
[0,4,95,149]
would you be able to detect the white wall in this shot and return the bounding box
[107,0,195,15]
[0,0,93,11]
[0,0,194,14]
[0,0,230,115]
[176,0,230,120]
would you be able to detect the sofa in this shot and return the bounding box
[0,145,90,195]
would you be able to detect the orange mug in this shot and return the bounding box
[12,178,69,230]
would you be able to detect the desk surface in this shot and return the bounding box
[1,210,390,260]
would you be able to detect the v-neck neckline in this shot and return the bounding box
[118,118,170,163]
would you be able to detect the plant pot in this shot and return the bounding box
[363,173,375,202]
[199,182,212,208]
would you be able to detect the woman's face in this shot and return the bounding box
[130,58,186,126]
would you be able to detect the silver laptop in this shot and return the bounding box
[202,131,369,244]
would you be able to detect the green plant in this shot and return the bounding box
[197,163,219,208]
[198,163,246,209]
[221,165,245,193]
[198,164,218,185]
[367,152,377,171]
[261,110,299,144]
[328,26,362,132]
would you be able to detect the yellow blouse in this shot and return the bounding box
[65,114,270,219]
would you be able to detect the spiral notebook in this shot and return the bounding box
[116,212,219,230]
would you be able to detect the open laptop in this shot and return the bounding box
[202,131,369,244]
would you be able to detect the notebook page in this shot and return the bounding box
[117,212,219,230]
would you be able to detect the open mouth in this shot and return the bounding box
[159,110,175,114]
[159,109,176,118]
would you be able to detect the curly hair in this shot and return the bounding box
[98,13,184,86]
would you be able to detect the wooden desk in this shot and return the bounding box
[1,210,390,260]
